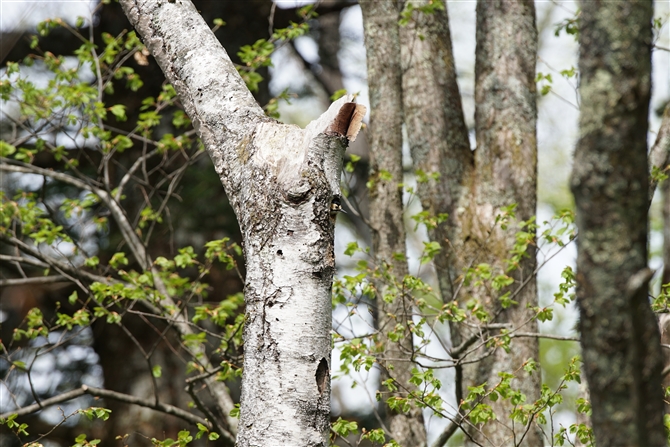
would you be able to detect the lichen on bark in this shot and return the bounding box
[570,2,665,445]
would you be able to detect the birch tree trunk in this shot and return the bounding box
[360,1,427,445]
[402,1,540,445]
[570,2,665,445]
[119,2,363,446]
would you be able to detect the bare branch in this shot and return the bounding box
[511,332,579,342]
[0,276,69,286]
[117,0,266,197]
[0,234,118,287]
[430,416,464,447]
[0,254,49,268]
[0,385,235,445]
[0,158,147,266]
[0,387,86,420]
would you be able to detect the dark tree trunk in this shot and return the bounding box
[570,2,665,445]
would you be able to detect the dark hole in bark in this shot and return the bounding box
[287,230,294,236]
[315,358,329,395]
[312,271,322,278]
[277,249,283,256]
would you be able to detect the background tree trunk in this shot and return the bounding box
[469,1,541,445]
[360,1,427,445]
[402,1,540,444]
[399,0,473,413]
[570,2,665,445]
[400,1,540,444]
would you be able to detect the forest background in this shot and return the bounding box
[0,1,669,446]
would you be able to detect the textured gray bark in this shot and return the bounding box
[399,0,473,413]
[570,2,665,445]
[469,2,541,445]
[360,1,427,445]
[400,1,473,308]
[119,1,363,445]
[401,1,540,445]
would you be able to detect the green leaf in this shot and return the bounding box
[0,141,16,157]
[109,104,127,121]
[230,403,240,418]
[109,252,129,269]
[112,135,133,152]
[330,89,348,101]
[344,241,360,256]
[332,417,358,437]
[152,365,162,378]
[420,241,441,264]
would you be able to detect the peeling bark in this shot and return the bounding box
[236,100,360,447]
[118,1,364,445]
[361,1,427,445]
[570,2,665,445]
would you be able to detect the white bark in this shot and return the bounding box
[119,1,364,445]
[237,98,362,447]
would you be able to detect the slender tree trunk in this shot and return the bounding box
[570,2,665,445]
[119,1,364,445]
[360,1,427,445]
[468,2,541,445]
[399,0,473,409]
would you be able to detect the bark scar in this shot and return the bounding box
[315,358,329,395]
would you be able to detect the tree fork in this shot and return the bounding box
[119,1,364,445]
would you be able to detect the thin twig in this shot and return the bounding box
[0,276,69,286]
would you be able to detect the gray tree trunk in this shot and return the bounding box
[399,0,473,411]
[570,1,665,445]
[470,2,540,445]
[119,1,363,446]
[360,1,427,445]
[402,1,541,445]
